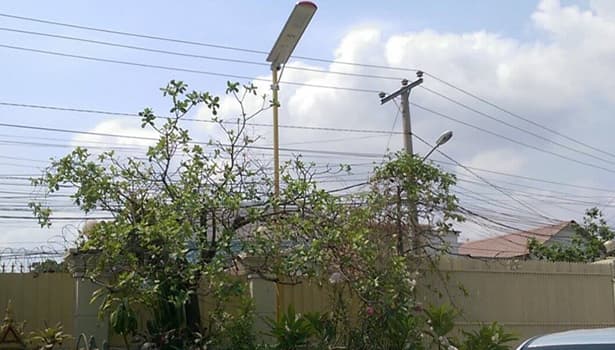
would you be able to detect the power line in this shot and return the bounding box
[413,133,557,222]
[0,44,379,94]
[454,187,592,219]
[0,132,148,152]
[2,108,612,203]
[459,220,543,251]
[456,193,546,222]
[412,103,615,175]
[0,162,40,169]
[453,183,551,219]
[0,12,421,74]
[433,159,614,193]
[0,154,49,164]
[454,173,612,198]
[0,27,404,82]
[0,138,382,165]
[0,138,146,152]
[0,101,403,135]
[0,13,270,55]
[459,191,615,209]
[452,177,561,221]
[384,100,600,216]
[456,183,607,205]
[4,44,614,173]
[423,72,615,160]
[460,206,567,240]
[383,99,403,154]
[2,105,611,195]
[458,202,558,228]
[387,102,557,220]
[0,240,65,245]
[0,215,112,220]
[460,213,558,253]
[2,11,611,164]
[419,85,615,167]
[1,107,611,198]
[0,120,390,159]
[279,134,388,147]
[455,176,612,201]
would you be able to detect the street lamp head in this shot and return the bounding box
[422,130,454,161]
[267,1,318,70]
[435,130,453,147]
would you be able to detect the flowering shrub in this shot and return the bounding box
[459,322,517,350]
[265,303,517,350]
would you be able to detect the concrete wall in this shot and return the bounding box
[278,257,615,346]
[0,273,74,334]
[4,257,615,347]
[427,257,615,344]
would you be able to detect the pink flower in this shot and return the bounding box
[366,306,375,316]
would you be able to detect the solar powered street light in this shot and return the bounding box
[267,2,317,70]
[267,1,317,197]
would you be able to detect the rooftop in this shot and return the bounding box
[458,221,573,258]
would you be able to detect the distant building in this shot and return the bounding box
[458,221,576,259]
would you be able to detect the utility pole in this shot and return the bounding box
[380,71,423,155]
[380,71,423,255]
[271,68,280,197]
[267,1,317,323]
[400,82,413,154]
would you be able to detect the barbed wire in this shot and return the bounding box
[0,247,65,273]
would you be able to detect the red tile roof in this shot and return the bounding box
[458,221,573,258]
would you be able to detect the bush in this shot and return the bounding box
[459,322,517,350]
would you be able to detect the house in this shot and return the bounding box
[458,221,576,259]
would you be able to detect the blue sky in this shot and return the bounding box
[0,0,583,123]
[0,0,548,109]
[2,0,615,254]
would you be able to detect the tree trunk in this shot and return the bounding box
[185,292,202,330]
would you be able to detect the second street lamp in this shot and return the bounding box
[267,1,317,197]
[410,130,454,254]
[422,130,453,161]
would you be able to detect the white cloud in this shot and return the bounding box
[70,118,158,150]
[81,0,615,236]
[590,0,615,20]
[463,149,527,175]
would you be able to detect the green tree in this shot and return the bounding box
[528,207,615,262]
[31,81,283,347]
[30,259,67,273]
[252,152,463,349]
[31,80,464,349]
